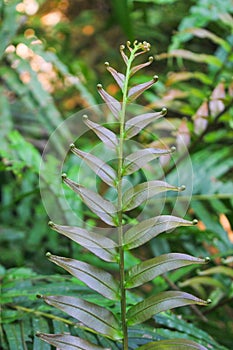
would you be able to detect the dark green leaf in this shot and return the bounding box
[179,276,225,290]
[97,84,121,119]
[155,311,226,349]
[124,216,196,249]
[136,338,208,350]
[83,116,119,150]
[62,175,117,226]
[122,181,185,211]
[128,76,158,101]
[123,147,175,175]
[33,318,50,350]
[36,333,107,350]
[40,295,122,339]
[49,222,117,262]
[70,145,117,187]
[46,253,119,300]
[3,323,24,350]
[125,109,166,139]
[125,253,208,288]
[127,291,208,325]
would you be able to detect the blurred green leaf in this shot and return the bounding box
[136,338,208,350]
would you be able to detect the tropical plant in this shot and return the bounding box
[35,41,214,350]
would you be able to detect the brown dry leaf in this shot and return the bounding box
[163,89,188,101]
[166,72,194,86]
[176,118,190,152]
[209,82,226,116]
[193,101,208,135]
[219,213,233,243]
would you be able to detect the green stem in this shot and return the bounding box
[117,44,138,350]
[9,304,115,339]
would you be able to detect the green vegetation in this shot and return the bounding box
[1,1,233,349]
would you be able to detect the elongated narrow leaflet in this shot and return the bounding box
[62,174,117,226]
[105,62,125,90]
[36,333,108,350]
[127,75,158,101]
[122,181,185,211]
[38,295,122,340]
[130,56,153,76]
[124,216,197,249]
[127,291,210,325]
[125,253,209,288]
[46,253,120,300]
[48,222,117,262]
[97,84,121,119]
[122,147,176,175]
[83,116,119,150]
[70,144,117,187]
[124,108,167,139]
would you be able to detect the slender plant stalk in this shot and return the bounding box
[36,41,212,350]
[117,43,139,350]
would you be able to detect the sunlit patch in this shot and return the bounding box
[31,39,42,45]
[24,0,39,15]
[220,213,233,242]
[24,28,35,38]
[106,83,120,95]
[5,45,15,54]
[197,220,206,231]
[41,11,63,26]
[16,2,25,13]
[20,71,31,84]
[16,0,39,15]
[82,25,95,36]
[14,41,57,92]
[16,43,33,59]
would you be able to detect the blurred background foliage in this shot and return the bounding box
[0,0,233,349]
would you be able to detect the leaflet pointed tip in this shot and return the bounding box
[162,107,167,114]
